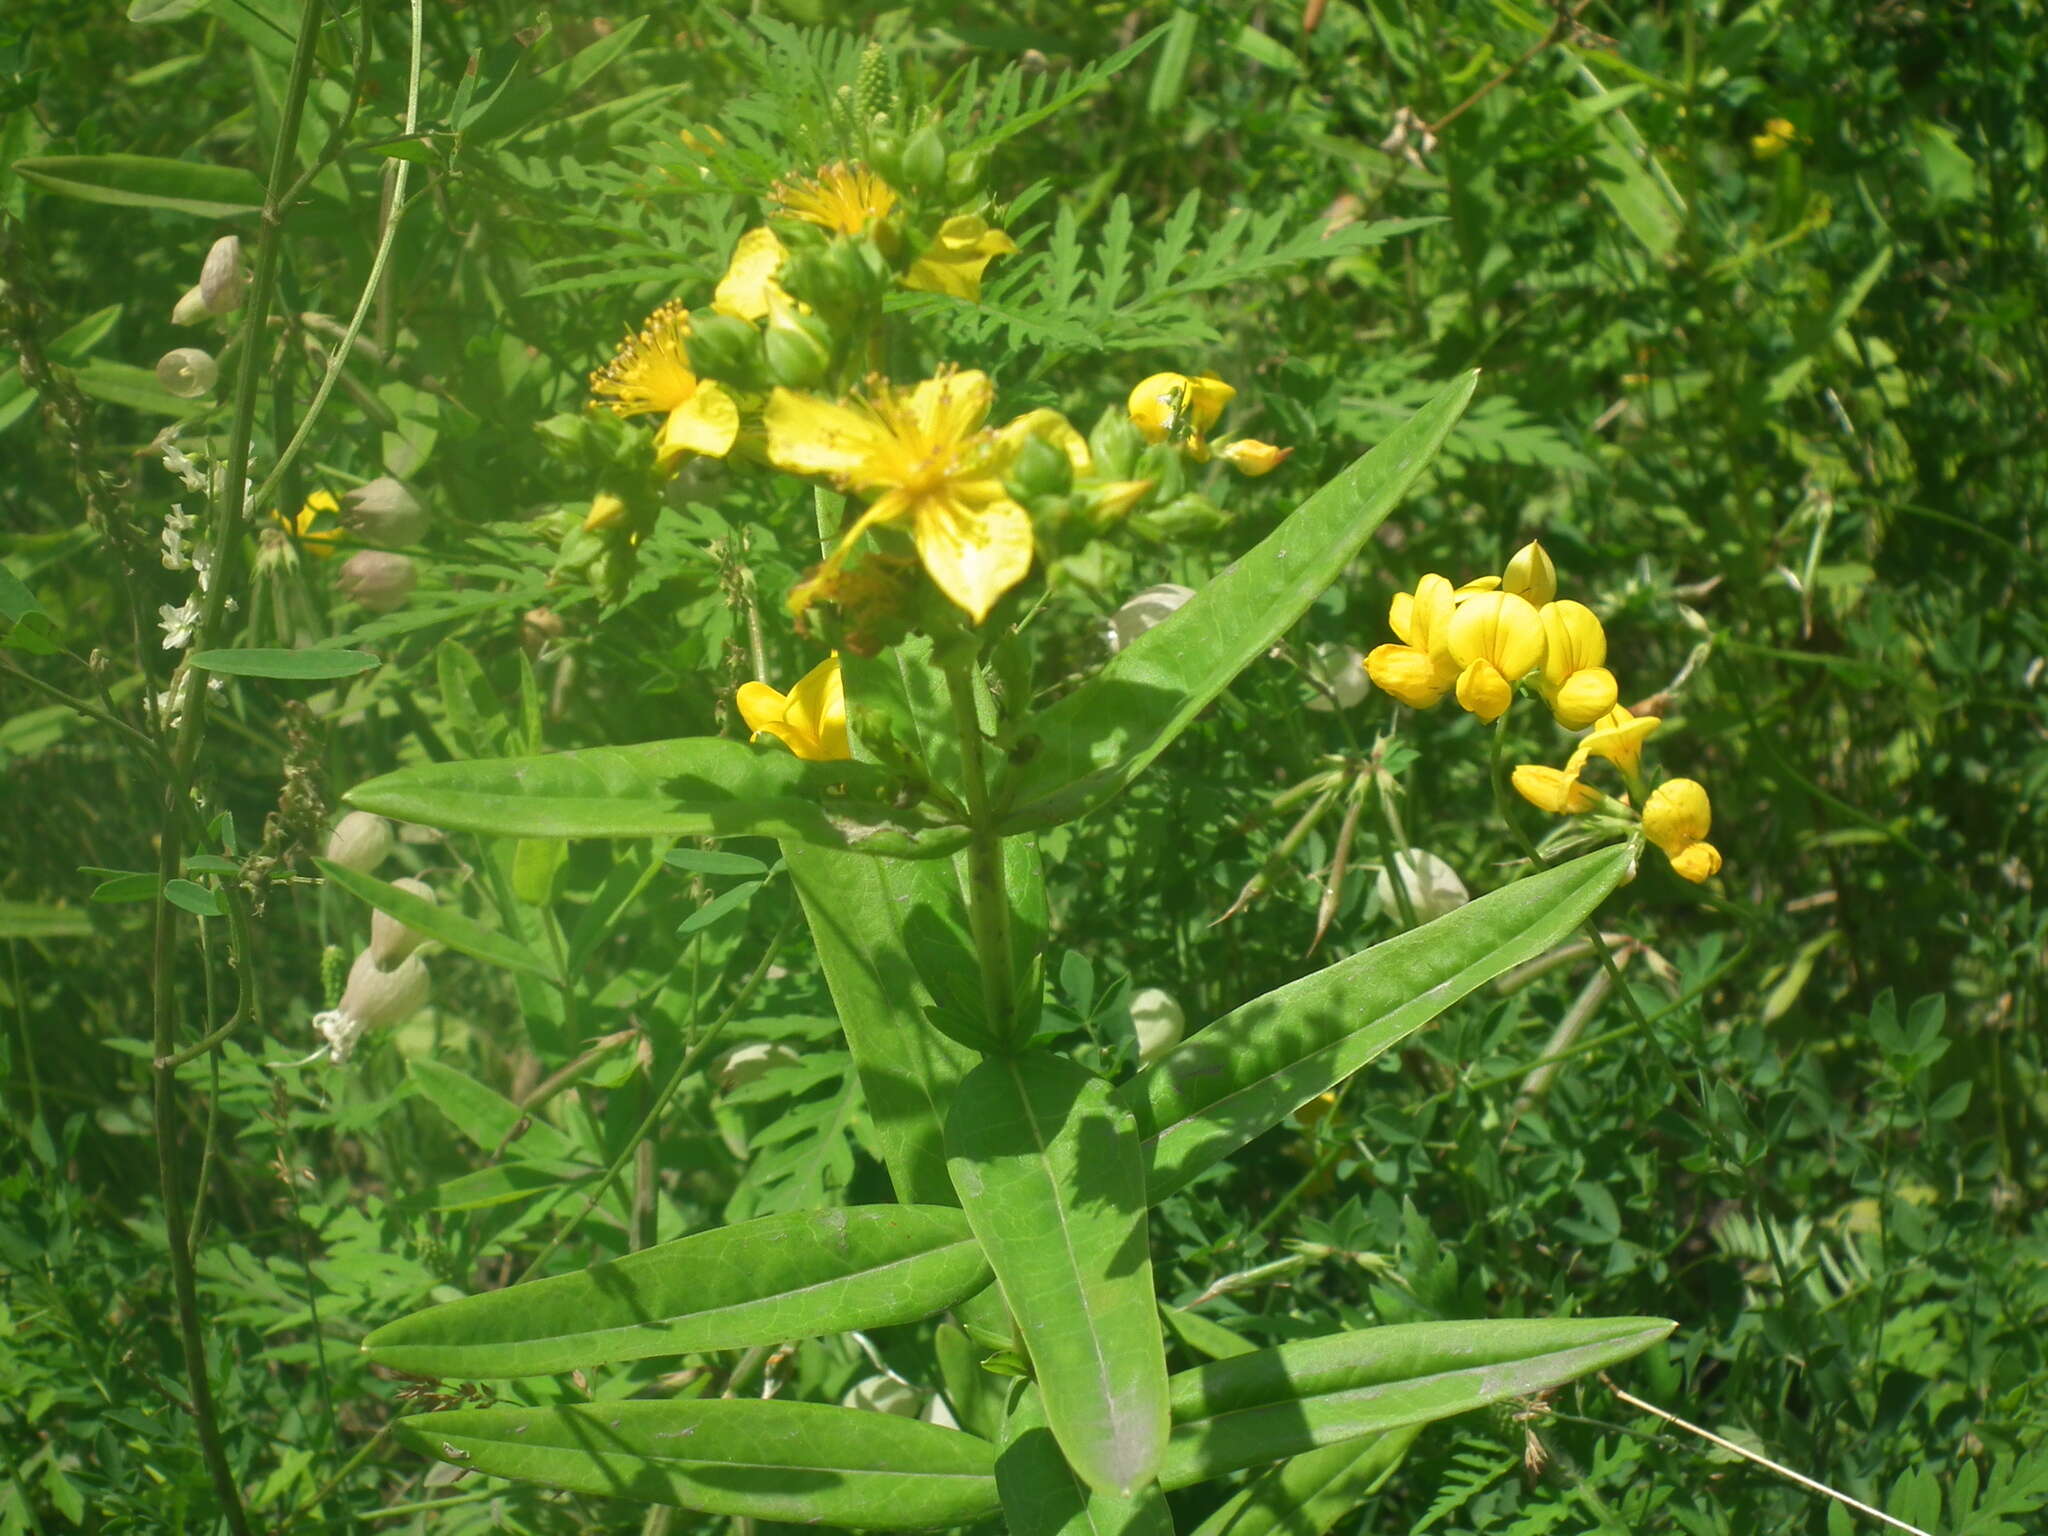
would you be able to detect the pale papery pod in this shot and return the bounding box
[156,347,217,399]
[1107,582,1196,653]
[718,1040,799,1091]
[1128,986,1185,1066]
[841,1375,922,1416]
[1374,848,1470,925]
[171,284,209,326]
[338,476,430,547]
[336,550,417,613]
[339,947,430,1032]
[1305,642,1371,711]
[199,235,248,314]
[324,811,393,874]
[370,877,435,965]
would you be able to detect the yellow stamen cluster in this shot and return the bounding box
[590,300,697,417]
[773,162,898,235]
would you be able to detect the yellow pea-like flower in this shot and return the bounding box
[1511,765,1603,815]
[1127,371,1236,456]
[1642,777,1722,883]
[1218,438,1292,476]
[1567,704,1660,786]
[1447,590,1545,722]
[1502,540,1557,608]
[1365,573,1461,709]
[737,654,849,762]
[1537,599,1619,729]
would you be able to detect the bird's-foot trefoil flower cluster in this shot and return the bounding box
[1366,541,1723,883]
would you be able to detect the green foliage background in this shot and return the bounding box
[2,1,2045,1532]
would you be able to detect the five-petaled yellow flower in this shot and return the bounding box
[737,654,849,762]
[589,300,740,471]
[903,216,1019,302]
[1642,778,1722,883]
[766,368,1033,624]
[774,162,898,236]
[1127,372,1235,460]
[1366,573,1461,709]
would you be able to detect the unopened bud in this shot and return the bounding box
[171,284,210,326]
[156,347,217,398]
[336,550,418,613]
[339,947,430,1032]
[943,148,991,204]
[1128,987,1185,1066]
[842,1375,923,1416]
[583,491,630,533]
[900,123,947,197]
[1218,439,1292,476]
[325,811,394,874]
[1108,583,1195,653]
[520,606,566,656]
[763,291,834,388]
[199,235,248,314]
[370,877,435,964]
[1008,434,1074,500]
[338,477,429,547]
[682,313,767,389]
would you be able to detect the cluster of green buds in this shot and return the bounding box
[1364,541,1722,883]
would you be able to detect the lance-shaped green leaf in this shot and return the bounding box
[344,737,966,858]
[947,1054,1169,1498]
[997,373,1476,833]
[316,858,557,983]
[13,154,265,217]
[998,1385,1177,1536]
[1125,844,1631,1198]
[362,1205,990,1378]
[394,1398,1000,1528]
[789,845,980,1205]
[1188,1427,1418,1536]
[1160,1316,1672,1488]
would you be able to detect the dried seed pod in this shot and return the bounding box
[199,235,248,314]
[324,811,394,874]
[156,347,218,398]
[370,877,435,964]
[338,476,429,547]
[336,550,418,613]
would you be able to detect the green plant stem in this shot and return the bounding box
[943,661,1015,1050]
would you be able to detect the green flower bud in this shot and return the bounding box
[943,148,991,204]
[1007,433,1074,500]
[1134,441,1188,502]
[763,295,836,388]
[866,124,905,182]
[900,122,948,198]
[1086,407,1144,480]
[682,313,768,389]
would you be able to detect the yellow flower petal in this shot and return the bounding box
[1642,777,1713,854]
[1367,642,1454,709]
[1570,705,1660,781]
[1455,658,1515,722]
[655,382,741,469]
[774,162,898,235]
[1549,665,1618,730]
[899,369,995,448]
[280,489,344,558]
[590,300,698,416]
[913,492,1033,623]
[1449,591,1546,684]
[714,227,790,321]
[1540,600,1608,685]
[764,387,899,486]
[902,215,1018,301]
[738,656,848,762]
[1667,841,1723,882]
[1218,438,1292,476]
[1503,540,1557,608]
[583,491,629,532]
[1512,765,1601,815]
[1126,371,1236,445]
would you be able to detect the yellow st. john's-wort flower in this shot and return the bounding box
[1567,703,1659,788]
[277,489,344,559]
[773,162,899,236]
[1536,600,1619,729]
[588,300,740,470]
[713,228,795,322]
[1365,573,1461,709]
[903,216,1019,302]
[1447,590,1546,722]
[737,654,849,762]
[1128,371,1235,459]
[766,367,1032,624]
[1642,777,1723,883]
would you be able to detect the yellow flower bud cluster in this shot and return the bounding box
[1366,541,1723,883]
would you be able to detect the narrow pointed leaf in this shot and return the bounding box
[789,845,980,1205]
[188,647,378,679]
[1161,1316,1673,1487]
[1000,1387,1177,1536]
[345,737,966,858]
[363,1205,990,1378]
[1125,844,1631,1198]
[315,858,556,982]
[13,154,265,217]
[998,373,1477,832]
[947,1053,1169,1497]
[394,1398,1000,1528]
[1188,1428,1418,1536]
